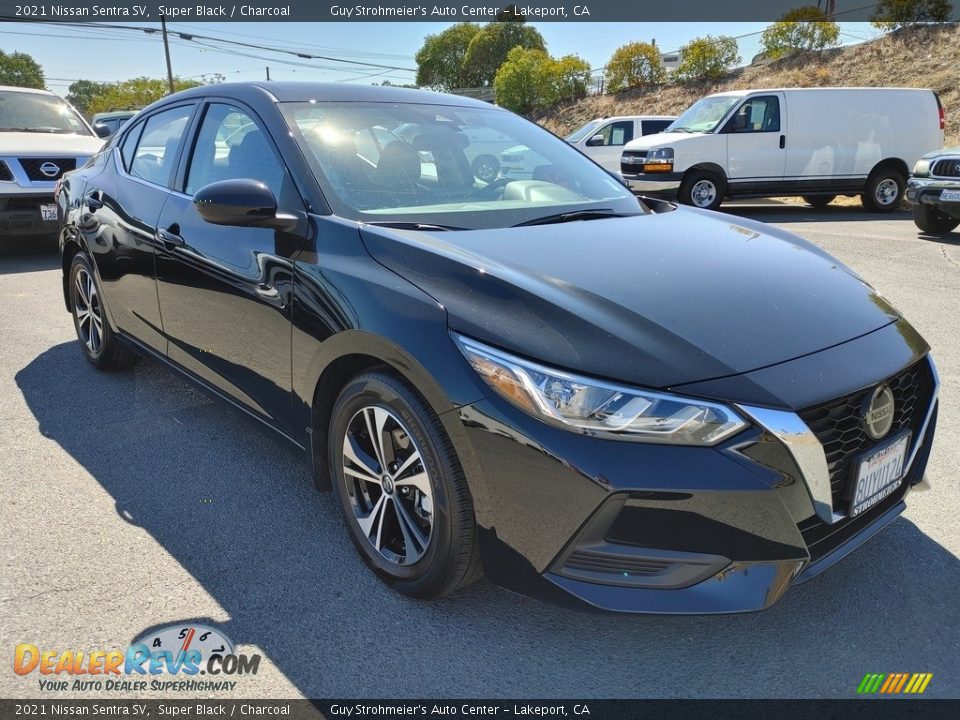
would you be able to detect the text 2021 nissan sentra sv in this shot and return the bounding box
[57,83,939,614]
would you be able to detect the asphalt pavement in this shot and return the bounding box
[1,203,959,699]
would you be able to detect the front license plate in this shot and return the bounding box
[940,189,960,203]
[850,433,910,517]
[40,204,58,222]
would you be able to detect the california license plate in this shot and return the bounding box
[939,189,960,202]
[40,204,58,222]
[850,433,910,517]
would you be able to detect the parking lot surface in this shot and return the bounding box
[2,203,959,699]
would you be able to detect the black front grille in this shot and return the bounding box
[1,196,46,211]
[566,549,671,577]
[18,158,76,182]
[931,158,960,178]
[620,151,647,174]
[797,359,933,514]
[0,160,12,181]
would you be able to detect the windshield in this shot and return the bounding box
[283,101,643,231]
[564,119,603,143]
[0,91,91,135]
[666,96,741,134]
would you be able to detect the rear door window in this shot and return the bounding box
[129,104,195,186]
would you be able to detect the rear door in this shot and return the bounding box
[581,119,636,171]
[79,103,196,354]
[153,100,306,433]
[723,93,787,185]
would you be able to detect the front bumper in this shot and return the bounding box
[0,193,58,237]
[621,171,683,196]
[453,341,939,614]
[907,177,960,212]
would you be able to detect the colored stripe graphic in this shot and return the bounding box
[857,673,932,694]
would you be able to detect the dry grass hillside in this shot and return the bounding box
[535,24,960,148]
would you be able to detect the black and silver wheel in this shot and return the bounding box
[913,203,960,235]
[329,372,480,598]
[861,170,905,213]
[472,155,500,183]
[802,194,836,208]
[679,170,725,211]
[68,253,138,370]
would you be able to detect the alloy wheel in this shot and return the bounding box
[342,405,434,565]
[74,267,103,356]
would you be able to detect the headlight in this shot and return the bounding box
[913,159,931,177]
[646,148,674,160]
[453,334,747,446]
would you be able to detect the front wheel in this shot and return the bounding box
[861,170,905,213]
[913,203,960,235]
[329,372,481,599]
[679,171,725,211]
[68,253,139,370]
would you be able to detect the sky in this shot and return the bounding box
[0,21,884,96]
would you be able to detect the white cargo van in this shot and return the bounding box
[501,115,675,178]
[620,88,945,211]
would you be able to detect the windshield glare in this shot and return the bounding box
[667,96,741,134]
[564,119,603,143]
[0,91,91,135]
[283,102,643,230]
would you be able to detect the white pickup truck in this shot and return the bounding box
[0,86,106,242]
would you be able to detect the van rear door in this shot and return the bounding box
[723,92,787,186]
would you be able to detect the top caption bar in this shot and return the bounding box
[1,1,959,23]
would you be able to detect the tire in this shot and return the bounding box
[913,203,960,235]
[803,195,836,208]
[328,371,481,599]
[68,253,139,370]
[471,155,500,183]
[861,169,905,213]
[679,170,725,211]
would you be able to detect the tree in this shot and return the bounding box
[86,77,202,115]
[461,20,546,87]
[675,36,741,82]
[494,48,589,114]
[415,23,481,91]
[760,6,840,60]
[604,42,665,93]
[66,80,112,115]
[870,0,953,29]
[0,50,45,89]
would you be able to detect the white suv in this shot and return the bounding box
[0,86,105,241]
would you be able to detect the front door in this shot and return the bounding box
[723,93,787,184]
[154,101,306,434]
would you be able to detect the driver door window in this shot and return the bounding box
[726,96,780,133]
[597,121,634,146]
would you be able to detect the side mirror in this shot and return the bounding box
[194,179,298,232]
[93,123,112,139]
[585,134,605,147]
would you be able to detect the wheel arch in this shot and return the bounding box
[684,162,727,182]
[869,157,909,181]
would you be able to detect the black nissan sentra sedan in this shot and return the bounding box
[57,83,939,614]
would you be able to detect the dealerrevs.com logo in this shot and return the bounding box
[14,624,260,693]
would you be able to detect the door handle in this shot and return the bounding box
[779,134,786,149]
[157,225,184,249]
[84,191,103,210]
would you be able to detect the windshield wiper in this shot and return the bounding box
[511,209,630,228]
[363,220,466,232]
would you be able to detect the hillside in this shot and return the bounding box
[535,24,960,148]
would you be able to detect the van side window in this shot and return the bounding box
[727,96,780,133]
[641,120,672,136]
[597,121,635,146]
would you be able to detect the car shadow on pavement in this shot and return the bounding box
[0,248,59,275]
[15,342,960,698]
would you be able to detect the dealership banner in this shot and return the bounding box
[2,0,960,22]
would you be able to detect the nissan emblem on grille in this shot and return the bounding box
[864,385,895,440]
[39,162,61,178]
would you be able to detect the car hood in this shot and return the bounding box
[3,132,103,156]
[623,131,708,152]
[359,207,900,389]
[921,145,960,159]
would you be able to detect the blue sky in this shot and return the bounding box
[0,21,882,96]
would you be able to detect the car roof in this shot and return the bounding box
[592,115,676,121]
[166,81,499,110]
[0,85,56,96]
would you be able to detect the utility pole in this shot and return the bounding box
[266,66,271,81]
[161,16,175,94]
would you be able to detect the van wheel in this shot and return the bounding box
[913,203,960,235]
[803,195,836,208]
[861,170,905,213]
[471,155,500,183]
[679,171,725,210]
